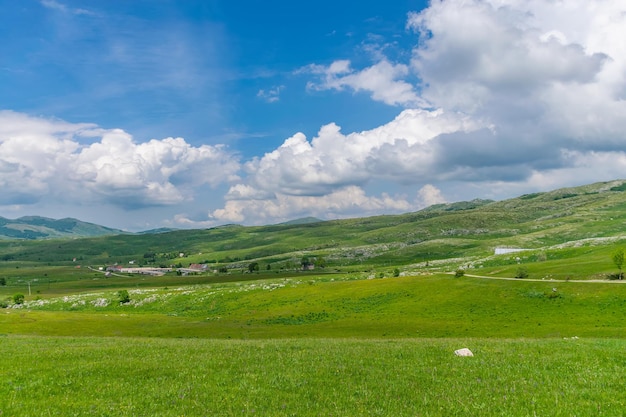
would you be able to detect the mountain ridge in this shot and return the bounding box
[0,216,125,240]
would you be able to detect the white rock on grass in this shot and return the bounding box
[454,348,474,357]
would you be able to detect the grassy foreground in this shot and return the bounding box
[3,274,625,416]
[1,336,624,416]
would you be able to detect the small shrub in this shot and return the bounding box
[13,293,25,305]
[393,268,400,277]
[515,266,529,279]
[546,291,561,300]
[117,290,130,304]
[454,269,465,278]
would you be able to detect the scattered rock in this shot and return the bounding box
[454,348,474,357]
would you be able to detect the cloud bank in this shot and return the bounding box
[0,111,240,209]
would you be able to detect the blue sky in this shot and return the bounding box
[1,0,626,231]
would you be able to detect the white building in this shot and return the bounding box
[494,247,526,255]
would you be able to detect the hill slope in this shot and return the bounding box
[0,179,625,266]
[0,216,124,240]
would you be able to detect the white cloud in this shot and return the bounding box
[257,85,284,103]
[211,186,413,224]
[417,184,447,208]
[407,0,623,133]
[305,59,426,107]
[40,0,94,16]
[169,213,218,229]
[208,108,477,223]
[0,111,240,209]
[242,108,479,197]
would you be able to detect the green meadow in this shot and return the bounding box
[3,275,626,339]
[2,274,626,415]
[2,181,626,415]
[2,336,625,416]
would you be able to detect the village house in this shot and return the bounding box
[106,265,124,272]
[188,263,208,271]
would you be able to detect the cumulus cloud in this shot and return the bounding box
[211,185,413,224]
[242,109,479,198]
[404,0,626,172]
[417,184,447,207]
[407,0,625,137]
[0,111,239,209]
[211,0,626,224]
[304,59,426,107]
[208,107,471,223]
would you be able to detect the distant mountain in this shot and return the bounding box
[0,216,125,240]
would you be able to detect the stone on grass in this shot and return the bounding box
[454,348,474,357]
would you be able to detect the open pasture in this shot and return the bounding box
[1,336,624,416]
[3,274,626,339]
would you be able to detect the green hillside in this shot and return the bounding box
[1,179,625,270]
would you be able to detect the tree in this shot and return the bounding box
[454,269,465,278]
[248,262,259,273]
[393,268,400,277]
[0,277,6,286]
[612,247,624,280]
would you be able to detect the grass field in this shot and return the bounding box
[3,274,626,339]
[2,273,625,415]
[2,336,625,416]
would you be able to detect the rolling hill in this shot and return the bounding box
[0,179,625,267]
